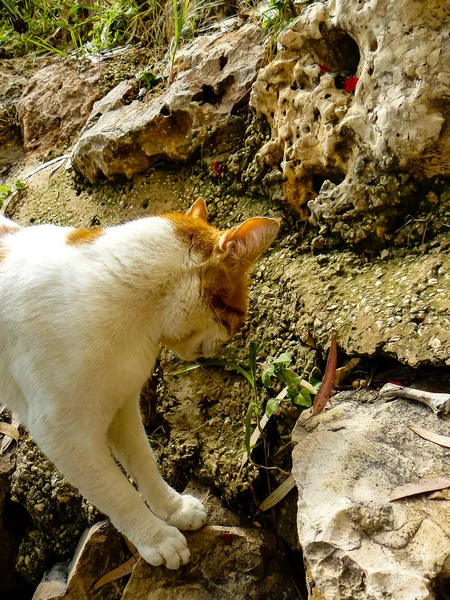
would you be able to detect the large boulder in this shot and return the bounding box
[292,389,450,600]
[0,58,29,179]
[71,24,266,183]
[18,61,105,156]
[250,0,450,245]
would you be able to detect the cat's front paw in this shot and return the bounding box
[139,524,190,570]
[166,494,207,531]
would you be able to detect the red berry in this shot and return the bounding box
[344,76,358,93]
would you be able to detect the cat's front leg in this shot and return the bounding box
[108,397,207,531]
[31,421,191,569]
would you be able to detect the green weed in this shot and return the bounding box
[171,340,320,465]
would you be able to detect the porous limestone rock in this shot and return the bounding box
[250,0,450,245]
[291,390,450,600]
[71,23,265,183]
[18,62,105,155]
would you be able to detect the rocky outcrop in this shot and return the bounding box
[33,488,297,600]
[18,62,105,155]
[0,58,29,179]
[0,442,24,596]
[250,0,450,245]
[32,521,130,600]
[291,389,450,600]
[10,435,101,583]
[71,24,265,183]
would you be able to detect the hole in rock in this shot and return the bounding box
[313,108,321,120]
[191,75,234,106]
[433,574,450,600]
[160,105,171,116]
[218,55,228,70]
[368,34,378,52]
[312,171,345,194]
[192,85,223,105]
[308,25,360,74]
[290,81,298,91]
[367,65,374,76]
[334,74,346,89]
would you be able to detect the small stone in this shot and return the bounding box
[429,337,442,349]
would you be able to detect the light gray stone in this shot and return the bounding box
[250,0,450,245]
[292,390,450,600]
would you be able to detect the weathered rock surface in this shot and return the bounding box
[71,23,265,182]
[33,488,297,600]
[10,435,101,583]
[250,0,450,245]
[0,441,25,596]
[18,62,105,156]
[292,389,450,600]
[0,58,30,180]
[32,520,130,600]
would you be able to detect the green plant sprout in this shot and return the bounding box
[171,341,321,464]
[0,180,27,207]
[261,351,321,417]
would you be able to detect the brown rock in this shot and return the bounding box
[18,62,105,156]
[121,526,268,600]
[32,520,130,600]
[71,24,265,183]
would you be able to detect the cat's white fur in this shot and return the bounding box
[0,205,278,569]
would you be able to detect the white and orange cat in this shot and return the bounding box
[0,199,279,570]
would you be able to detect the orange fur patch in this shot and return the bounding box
[166,212,248,336]
[0,224,20,263]
[203,263,248,336]
[66,227,104,247]
[165,213,220,260]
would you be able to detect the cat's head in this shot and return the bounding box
[161,199,279,361]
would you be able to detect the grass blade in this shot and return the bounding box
[260,475,296,511]
[409,425,450,449]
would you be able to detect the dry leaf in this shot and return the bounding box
[93,553,138,590]
[312,332,337,416]
[409,426,450,449]
[1,414,20,454]
[335,358,361,386]
[260,475,296,511]
[122,535,137,555]
[389,478,450,501]
[0,422,19,454]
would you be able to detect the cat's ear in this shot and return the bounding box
[218,217,280,268]
[186,198,208,222]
